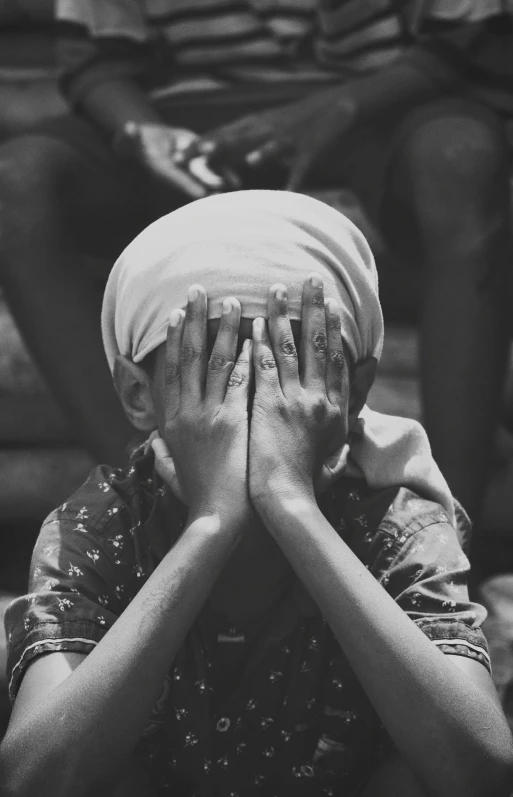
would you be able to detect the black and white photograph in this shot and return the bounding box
[0,1,512,795]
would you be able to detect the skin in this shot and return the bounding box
[1,276,512,797]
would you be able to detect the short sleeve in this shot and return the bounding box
[4,511,139,703]
[56,0,149,41]
[380,520,491,673]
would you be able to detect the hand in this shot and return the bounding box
[249,274,349,509]
[152,285,253,525]
[190,88,355,191]
[114,122,224,199]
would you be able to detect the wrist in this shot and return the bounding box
[252,482,317,526]
[187,502,247,537]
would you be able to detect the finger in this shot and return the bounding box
[151,436,187,504]
[285,149,312,192]
[252,317,281,395]
[315,442,349,495]
[300,273,327,390]
[206,296,241,403]
[170,130,198,164]
[151,160,208,199]
[245,138,283,167]
[324,299,346,405]
[267,283,299,394]
[194,138,217,157]
[224,337,253,406]
[164,309,185,420]
[186,156,226,191]
[201,118,266,162]
[180,284,208,401]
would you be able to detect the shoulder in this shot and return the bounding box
[325,478,463,570]
[43,449,158,538]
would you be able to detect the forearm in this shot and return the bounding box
[323,57,454,130]
[0,513,239,797]
[79,78,162,137]
[258,496,513,797]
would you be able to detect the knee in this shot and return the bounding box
[396,104,509,199]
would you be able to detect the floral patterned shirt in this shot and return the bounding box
[5,447,490,797]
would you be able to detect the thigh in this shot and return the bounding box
[7,117,179,261]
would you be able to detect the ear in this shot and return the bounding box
[348,356,377,431]
[113,355,158,432]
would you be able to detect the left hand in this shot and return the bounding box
[188,89,355,191]
[249,274,350,509]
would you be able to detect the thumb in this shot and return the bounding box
[315,443,350,495]
[151,436,187,505]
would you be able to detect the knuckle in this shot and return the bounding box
[208,353,231,372]
[279,337,297,357]
[329,348,345,368]
[227,369,246,388]
[313,332,327,354]
[180,344,204,366]
[259,355,277,371]
[165,360,180,381]
[311,395,329,423]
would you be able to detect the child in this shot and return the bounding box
[1,192,511,797]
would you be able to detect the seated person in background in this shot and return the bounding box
[0,0,512,559]
[1,192,511,797]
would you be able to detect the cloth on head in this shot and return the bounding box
[102,190,456,525]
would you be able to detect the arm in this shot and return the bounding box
[6,652,156,797]
[258,497,512,797]
[194,18,493,188]
[80,78,162,137]
[0,288,253,797]
[0,515,240,797]
[248,276,513,797]
[56,10,210,196]
[56,2,160,136]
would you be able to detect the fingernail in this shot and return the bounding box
[246,150,262,165]
[275,285,287,302]
[222,297,234,314]
[242,338,252,351]
[326,298,339,315]
[169,310,182,327]
[188,286,199,302]
[254,317,265,331]
[310,274,323,288]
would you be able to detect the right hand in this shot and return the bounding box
[115,122,222,199]
[152,285,253,525]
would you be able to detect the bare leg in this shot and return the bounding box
[386,104,512,576]
[0,136,177,465]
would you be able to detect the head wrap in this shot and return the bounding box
[102,190,455,523]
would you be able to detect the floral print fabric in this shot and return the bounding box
[4,447,490,796]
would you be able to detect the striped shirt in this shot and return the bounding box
[56,0,513,117]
